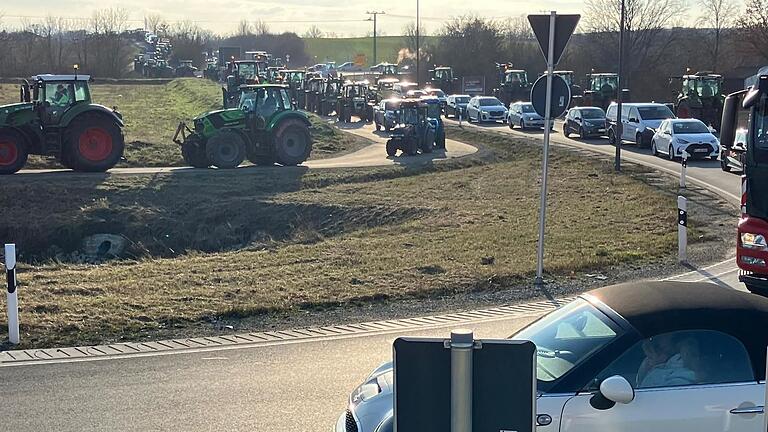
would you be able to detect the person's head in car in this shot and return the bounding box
[637,334,696,388]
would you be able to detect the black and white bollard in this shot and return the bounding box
[678,197,688,263]
[679,151,689,188]
[5,243,19,344]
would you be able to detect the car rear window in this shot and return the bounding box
[638,106,675,120]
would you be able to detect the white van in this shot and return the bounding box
[606,103,676,147]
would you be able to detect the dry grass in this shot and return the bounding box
[0,133,685,348]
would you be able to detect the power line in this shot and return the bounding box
[1,14,369,25]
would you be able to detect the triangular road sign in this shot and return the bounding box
[528,14,580,65]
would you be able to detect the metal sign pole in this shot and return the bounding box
[615,0,626,172]
[535,11,557,286]
[450,329,474,432]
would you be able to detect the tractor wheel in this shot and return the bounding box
[406,137,419,156]
[422,129,435,154]
[274,119,312,166]
[65,114,124,172]
[375,122,381,131]
[386,139,398,157]
[366,106,374,123]
[0,129,28,175]
[181,140,210,168]
[338,106,345,122]
[205,130,246,169]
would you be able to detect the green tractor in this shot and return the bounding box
[427,66,459,94]
[223,60,264,108]
[672,71,724,131]
[385,99,435,157]
[304,75,324,112]
[280,70,307,107]
[494,63,531,105]
[337,81,375,123]
[583,73,620,110]
[0,73,125,175]
[317,77,342,116]
[174,84,312,168]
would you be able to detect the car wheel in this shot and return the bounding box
[608,129,616,146]
[652,140,659,157]
[668,144,676,161]
[563,124,570,138]
[520,119,526,130]
[636,133,644,148]
[579,127,586,139]
[509,117,515,130]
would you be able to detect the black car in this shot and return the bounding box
[564,106,608,138]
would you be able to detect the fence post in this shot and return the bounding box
[5,243,19,344]
[678,197,688,263]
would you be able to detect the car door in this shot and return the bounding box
[624,107,639,141]
[468,99,478,120]
[560,330,763,432]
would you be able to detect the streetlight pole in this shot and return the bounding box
[366,11,386,66]
[416,0,420,87]
[615,0,626,172]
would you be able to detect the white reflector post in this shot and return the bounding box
[677,197,688,263]
[5,243,19,345]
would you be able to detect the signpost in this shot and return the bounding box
[462,76,486,95]
[528,12,580,287]
[393,330,536,432]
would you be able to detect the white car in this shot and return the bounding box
[336,282,768,432]
[466,96,507,123]
[651,118,720,160]
[424,88,447,107]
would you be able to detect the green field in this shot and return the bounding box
[304,36,440,66]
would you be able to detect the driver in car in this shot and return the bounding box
[636,334,696,388]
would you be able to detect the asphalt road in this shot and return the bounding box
[0,115,746,432]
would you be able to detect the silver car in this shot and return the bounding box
[507,102,554,130]
[466,96,507,123]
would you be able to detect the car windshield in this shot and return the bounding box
[673,122,710,134]
[581,109,605,119]
[479,98,503,107]
[513,299,620,392]
[521,104,536,113]
[638,106,675,120]
[456,96,470,104]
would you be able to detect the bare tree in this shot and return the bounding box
[304,25,323,38]
[738,0,768,61]
[145,14,165,35]
[237,19,250,36]
[252,19,270,36]
[697,0,738,70]
[583,0,687,84]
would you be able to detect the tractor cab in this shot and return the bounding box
[428,66,456,93]
[304,76,325,112]
[420,96,446,149]
[674,71,724,130]
[338,81,375,122]
[233,60,262,83]
[317,78,342,116]
[238,85,294,130]
[720,75,768,294]
[584,73,620,110]
[385,99,436,156]
[494,63,531,104]
[372,62,399,78]
[267,66,286,83]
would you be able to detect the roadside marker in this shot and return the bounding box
[680,151,688,188]
[678,197,688,263]
[5,243,19,345]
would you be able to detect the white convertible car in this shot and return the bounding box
[336,281,768,432]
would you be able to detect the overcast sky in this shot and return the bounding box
[2,1,588,36]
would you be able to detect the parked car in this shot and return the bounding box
[564,107,607,138]
[393,82,418,98]
[374,99,401,132]
[336,281,768,432]
[721,128,748,173]
[651,118,720,161]
[424,88,447,108]
[338,62,357,72]
[507,101,553,130]
[445,94,470,119]
[606,102,676,147]
[466,96,507,123]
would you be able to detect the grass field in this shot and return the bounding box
[0,79,366,168]
[0,126,729,349]
[304,36,440,65]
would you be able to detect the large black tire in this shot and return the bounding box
[181,140,209,168]
[65,114,124,172]
[274,119,312,166]
[405,137,419,156]
[435,128,446,149]
[422,128,435,154]
[0,129,29,175]
[563,124,570,138]
[386,139,398,157]
[206,130,246,169]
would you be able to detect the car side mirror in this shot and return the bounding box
[628,117,638,123]
[600,375,635,404]
[574,117,581,121]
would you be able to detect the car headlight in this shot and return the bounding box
[711,138,719,144]
[677,138,690,144]
[350,380,382,405]
[741,233,768,250]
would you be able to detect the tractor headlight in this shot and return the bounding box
[741,233,768,250]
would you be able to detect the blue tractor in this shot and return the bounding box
[385,99,435,157]
[421,96,446,149]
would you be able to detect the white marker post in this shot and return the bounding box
[5,243,19,344]
[678,197,688,263]
[680,151,689,188]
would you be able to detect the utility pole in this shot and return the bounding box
[615,0,626,172]
[366,11,386,66]
[416,0,420,87]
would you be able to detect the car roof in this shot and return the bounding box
[669,118,705,123]
[609,102,668,108]
[34,74,91,82]
[587,281,768,374]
